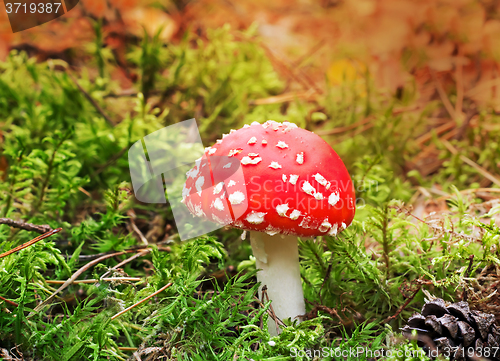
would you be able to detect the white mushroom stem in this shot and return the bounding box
[250,231,306,335]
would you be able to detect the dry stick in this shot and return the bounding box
[30,250,135,315]
[431,70,457,120]
[91,145,129,177]
[316,116,373,136]
[100,249,151,280]
[127,210,148,246]
[259,42,322,94]
[415,120,456,146]
[0,218,53,234]
[253,297,286,327]
[0,228,62,259]
[292,39,326,68]
[65,71,114,127]
[435,188,500,201]
[442,139,500,187]
[383,284,422,324]
[118,347,138,352]
[455,48,465,120]
[46,277,142,285]
[261,286,280,334]
[0,295,18,307]
[305,300,345,324]
[463,255,475,302]
[111,283,173,321]
[249,90,316,105]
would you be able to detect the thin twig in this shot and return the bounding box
[118,347,138,351]
[91,145,129,177]
[431,70,457,120]
[0,295,18,307]
[0,228,62,259]
[0,218,52,234]
[46,277,142,284]
[127,210,148,246]
[316,116,373,135]
[463,255,474,302]
[261,286,280,334]
[30,250,136,315]
[442,139,500,187]
[305,299,345,323]
[253,296,287,327]
[100,249,151,280]
[292,39,326,67]
[383,284,421,323]
[455,47,464,120]
[249,90,316,105]
[111,283,173,320]
[66,71,114,127]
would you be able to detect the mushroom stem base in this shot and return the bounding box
[250,232,305,335]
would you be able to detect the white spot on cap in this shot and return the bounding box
[243,124,250,128]
[216,139,223,144]
[319,218,332,233]
[302,181,323,200]
[241,156,262,165]
[282,121,298,131]
[227,180,236,187]
[222,134,229,138]
[328,223,338,236]
[276,141,288,149]
[186,199,194,213]
[223,163,232,169]
[296,152,304,164]
[186,166,199,179]
[229,191,245,205]
[212,198,224,211]
[328,191,340,207]
[194,204,205,217]
[246,211,266,224]
[248,153,259,157]
[276,203,289,217]
[230,129,236,134]
[299,216,313,229]
[182,185,191,200]
[213,182,224,195]
[195,176,205,193]
[269,161,282,169]
[265,225,280,236]
[289,174,299,185]
[251,121,260,126]
[248,137,257,145]
[261,139,268,145]
[234,220,244,228]
[313,173,328,187]
[228,149,242,157]
[207,148,217,155]
[289,209,301,220]
[341,222,347,231]
[301,181,316,196]
[212,214,226,224]
[314,192,324,200]
[282,174,287,182]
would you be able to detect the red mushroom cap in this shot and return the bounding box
[183,120,355,237]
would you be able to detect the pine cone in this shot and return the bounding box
[402,298,500,361]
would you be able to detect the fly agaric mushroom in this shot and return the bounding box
[182,120,355,334]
